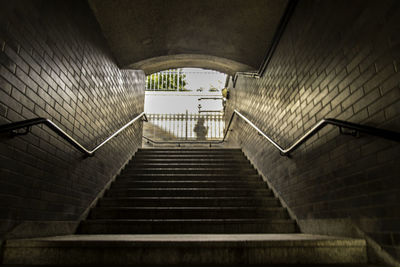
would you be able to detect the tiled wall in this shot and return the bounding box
[0,0,145,237]
[226,0,400,260]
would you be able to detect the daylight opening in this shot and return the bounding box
[143,68,228,144]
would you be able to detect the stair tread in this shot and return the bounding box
[119,174,260,177]
[108,188,271,193]
[114,180,263,183]
[100,197,274,199]
[112,183,264,188]
[137,151,243,153]
[83,218,294,222]
[137,149,242,151]
[134,156,246,158]
[110,187,270,190]
[3,233,367,265]
[125,169,256,172]
[117,176,261,180]
[5,233,365,246]
[131,158,248,161]
[99,197,278,202]
[126,164,253,168]
[98,197,281,207]
[92,207,284,210]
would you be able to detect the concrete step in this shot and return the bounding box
[130,158,250,164]
[116,174,262,181]
[136,150,243,155]
[134,154,247,159]
[106,188,273,197]
[122,168,258,175]
[135,153,246,158]
[2,234,367,265]
[124,163,253,169]
[98,197,281,207]
[78,219,298,234]
[89,207,289,220]
[111,180,267,189]
[139,148,242,152]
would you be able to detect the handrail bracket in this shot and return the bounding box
[339,127,360,138]
[11,126,31,137]
[141,114,149,122]
[280,151,290,157]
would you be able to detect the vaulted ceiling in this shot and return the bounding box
[88,0,289,75]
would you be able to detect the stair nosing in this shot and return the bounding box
[92,207,285,211]
[82,218,296,223]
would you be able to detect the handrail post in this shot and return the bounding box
[221,111,237,142]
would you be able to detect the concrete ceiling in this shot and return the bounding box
[88,0,289,75]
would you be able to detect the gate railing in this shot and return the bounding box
[143,109,400,152]
[144,112,224,140]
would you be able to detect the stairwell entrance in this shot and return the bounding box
[143,68,227,146]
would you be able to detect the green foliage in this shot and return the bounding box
[146,70,188,91]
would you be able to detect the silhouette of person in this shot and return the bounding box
[193,117,208,140]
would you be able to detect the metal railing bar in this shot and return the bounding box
[232,0,299,87]
[224,110,400,156]
[0,112,147,157]
[90,112,148,154]
[232,110,285,152]
[3,109,398,156]
[144,110,398,152]
[199,110,223,113]
[198,97,224,100]
[142,136,223,145]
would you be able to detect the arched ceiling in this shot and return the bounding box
[88,0,289,75]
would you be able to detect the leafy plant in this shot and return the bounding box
[146,70,187,91]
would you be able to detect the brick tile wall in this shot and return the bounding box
[226,0,400,261]
[0,0,145,237]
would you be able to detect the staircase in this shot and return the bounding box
[80,148,296,234]
[2,148,368,265]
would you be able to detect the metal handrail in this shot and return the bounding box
[231,0,299,87]
[2,109,398,156]
[223,110,400,156]
[143,110,399,151]
[0,112,148,156]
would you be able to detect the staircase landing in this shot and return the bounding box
[3,233,367,265]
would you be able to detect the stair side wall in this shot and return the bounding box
[0,0,145,238]
[225,0,400,262]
